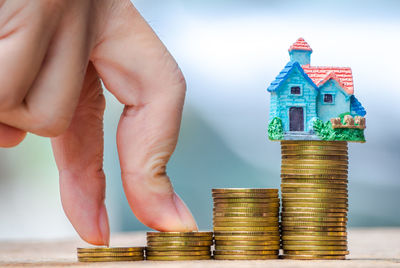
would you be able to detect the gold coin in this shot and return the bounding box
[281,174,348,179]
[213,250,279,255]
[281,144,347,149]
[212,193,278,198]
[282,202,348,208]
[213,212,278,217]
[282,207,348,213]
[147,232,213,237]
[283,198,348,204]
[78,252,144,257]
[281,235,347,241]
[146,255,211,261]
[214,208,280,213]
[213,216,279,221]
[78,256,144,262]
[215,245,280,251]
[147,241,213,246]
[281,149,348,155]
[281,180,348,186]
[213,255,278,260]
[281,226,347,232]
[147,236,212,242]
[281,216,347,222]
[281,221,347,227]
[281,212,347,217]
[283,250,349,255]
[214,203,279,208]
[213,198,280,203]
[214,226,279,232]
[282,240,347,246]
[281,168,348,174]
[213,235,280,241]
[282,255,346,260]
[213,231,280,236]
[282,155,348,161]
[213,221,278,227]
[282,188,348,194]
[146,246,210,251]
[77,247,144,253]
[282,159,348,164]
[212,188,278,193]
[145,250,210,256]
[282,245,348,251]
[281,140,347,145]
[215,240,280,246]
[282,193,348,198]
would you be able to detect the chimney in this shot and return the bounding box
[288,38,312,65]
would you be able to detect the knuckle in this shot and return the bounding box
[33,111,72,137]
[0,90,23,111]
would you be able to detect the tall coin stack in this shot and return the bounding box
[280,140,349,260]
[212,188,281,260]
[146,232,213,261]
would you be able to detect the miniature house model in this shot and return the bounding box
[267,38,366,142]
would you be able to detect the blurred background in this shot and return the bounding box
[0,0,399,240]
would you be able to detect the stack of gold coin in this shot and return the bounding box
[146,232,213,261]
[212,188,280,260]
[77,247,144,262]
[280,140,349,260]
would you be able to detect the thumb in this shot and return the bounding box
[91,0,197,231]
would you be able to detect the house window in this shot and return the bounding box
[291,86,301,95]
[324,94,333,103]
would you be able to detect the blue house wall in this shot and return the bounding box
[272,67,318,132]
[317,79,351,122]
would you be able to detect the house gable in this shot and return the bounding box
[317,79,351,122]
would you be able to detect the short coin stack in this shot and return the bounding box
[280,140,349,260]
[212,188,281,260]
[77,247,144,262]
[146,232,213,261]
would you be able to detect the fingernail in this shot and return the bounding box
[173,193,198,231]
[98,203,110,246]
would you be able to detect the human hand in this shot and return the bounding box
[0,0,197,245]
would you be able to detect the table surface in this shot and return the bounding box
[0,228,399,268]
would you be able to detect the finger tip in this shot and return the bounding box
[172,193,198,232]
[98,204,110,246]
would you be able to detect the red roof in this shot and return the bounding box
[288,38,312,52]
[302,65,354,95]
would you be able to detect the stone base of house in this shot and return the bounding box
[284,132,321,140]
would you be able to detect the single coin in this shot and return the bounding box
[281,235,347,241]
[213,250,279,255]
[212,193,278,198]
[281,221,347,227]
[213,235,280,241]
[212,188,278,193]
[281,226,347,232]
[213,212,278,217]
[281,212,347,217]
[282,156,349,161]
[146,255,212,261]
[77,247,144,253]
[281,180,348,186]
[282,202,348,208]
[281,217,347,223]
[283,250,349,255]
[282,245,348,251]
[214,226,279,232]
[282,193,348,198]
[281,230,347,236]
[147,236,212,242]
[281,144,347,149]
[147,232,213,237]
[213,198,280,203]
[145,250,210,256]
[215,240,280,246]
[213,208,280,213]
[282,198,348,204]
[78,252,144,257]
[282,207,348,213]
[281,168,348,175]
[282,159,348,164]
[281,174,348,179]
[147,241,213,246]
[213,231,280,236]
[78,256,144,262]
[282,255,346,260]
[213,255,278,260]
[282,240,347,246]
[145,246,210,251]
[281,149,348,154]
[213,221,278,227]
[215,245,280,250]
[213,217,279,222]
[282,188,348,194]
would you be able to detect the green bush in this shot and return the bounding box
[268,117,284,140]
[313,119,365,142]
